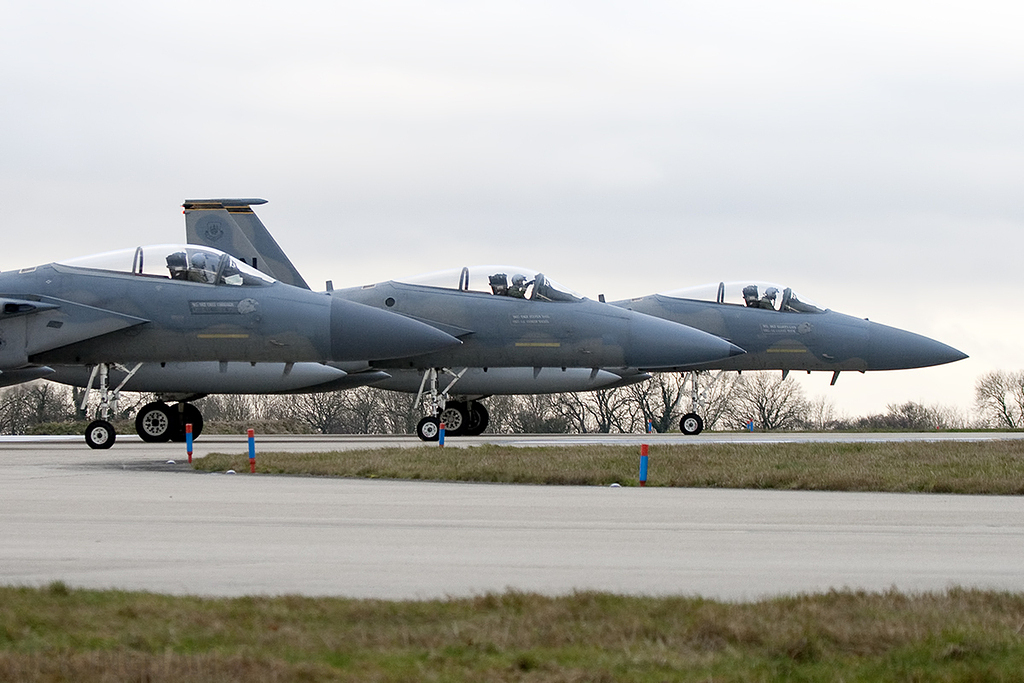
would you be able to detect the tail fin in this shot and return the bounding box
[183,198,311,289]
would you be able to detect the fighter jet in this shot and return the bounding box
[0,243,460,448]
[610,281,968,433]
[332,264,745,438]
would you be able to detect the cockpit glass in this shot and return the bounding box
[659,281,823,313]
[58,244,275,286]
[397,265,584,302]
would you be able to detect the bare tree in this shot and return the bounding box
[974,370,1024,429]
[280,391,351,433]
[504,394,571,433]
[626,375,684,433]
[805,394,840,431]
[0,381,76,433]
[728,372,809,430]
[556,388,637,433]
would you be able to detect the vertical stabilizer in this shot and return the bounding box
[183,198,311,289]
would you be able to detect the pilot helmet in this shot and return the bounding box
[512,274,526,286]
[765,287,778,299]
[189,252,209,269]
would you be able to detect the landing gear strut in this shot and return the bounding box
[413,368,489,440]
[678,370,727,436]
[80,362,142,449]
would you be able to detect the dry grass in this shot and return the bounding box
[193,440,1024,494]
[2,584,1024,681]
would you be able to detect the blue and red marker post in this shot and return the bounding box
[438,422,446,448]
[248,428,256,473]
[639,444,649,486]
[185,423,193,464]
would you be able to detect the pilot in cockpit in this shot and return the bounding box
[188,252,218,283]
[508,274,530,298]
[759,287,778,310]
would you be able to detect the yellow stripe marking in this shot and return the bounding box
[197,334,250,339]
[766,348,808,353]
[515,342,561,348]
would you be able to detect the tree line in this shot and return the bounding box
[4,369,1021,435]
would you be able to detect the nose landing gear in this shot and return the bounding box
[81,362,143,449]
[413,368,489,440]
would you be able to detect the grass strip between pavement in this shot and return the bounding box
[192,440,1024,494]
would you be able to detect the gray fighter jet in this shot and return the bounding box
[610,281,968,433]
[0,243,460,447]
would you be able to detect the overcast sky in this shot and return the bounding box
[2,2,1020,419]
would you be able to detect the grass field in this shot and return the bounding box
[192,440,1024,494]
[3,583,1024,682]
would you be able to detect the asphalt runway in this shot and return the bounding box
[2,432,1023,600]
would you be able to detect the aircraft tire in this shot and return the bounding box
[463,403,489,436]
[680,412,704,436]
[85,420,116,449]
[416,416,441,442]
[170,403,204,442]
[438,403,468,436]
[135,402,176,443]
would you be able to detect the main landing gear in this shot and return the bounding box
[414,368,490,441]
[135,401,205,442]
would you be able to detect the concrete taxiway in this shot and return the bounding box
[2,433,1023,600]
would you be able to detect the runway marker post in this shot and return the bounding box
[185,423,193,464]
[639,443,649,486]
[438,422,445,447]
[248,429,256,473]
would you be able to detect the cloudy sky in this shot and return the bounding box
[2,2,1020,419]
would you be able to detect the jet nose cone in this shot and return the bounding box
[867,323,968,370]
[625,314,745,368]
[330,298,460,361]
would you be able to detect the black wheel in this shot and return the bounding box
[416,416,441,442]
[463,402,489,436]
[680,412,704,436]
[170,403,204,442]
[135,402,176,442]
[85,420,116,449]
[438,403,468,436]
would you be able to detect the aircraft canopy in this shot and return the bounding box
[659,281,823,313]
[58,245,276,287]
[398,265,584,302]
